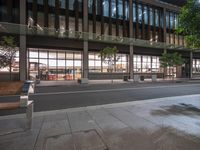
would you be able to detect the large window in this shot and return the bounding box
[138,4,142,24]
[28,48,82,81]
[48,0,55,7]
[193,59,200,73]
[103,0,109,17]
[143,6,148,24]
[133,55,161,73]
[89,52,128,73]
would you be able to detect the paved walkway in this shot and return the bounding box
[1,95,200,150]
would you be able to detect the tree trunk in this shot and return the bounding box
[9,62,12,81]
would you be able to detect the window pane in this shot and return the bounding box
[39,51,47,58]
[49,52,57,59]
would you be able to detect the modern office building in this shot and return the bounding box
[0,0,199,82]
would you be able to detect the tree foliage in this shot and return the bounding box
[0,36,17,80]
[160,52,184,68]
[99,46,119,69]
[99,47,119,82]
[177,0,200,49]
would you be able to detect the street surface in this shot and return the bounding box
[1,82,200,115]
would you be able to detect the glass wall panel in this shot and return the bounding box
[49,51,57,59]
[155,9,159,27]
[57,59,65,80]
[138,4,142,24]
[166,11,169,28]
[111,0,116,18]
[48,0,55,7]
[144,6,148,24]
[59,15,65,31]
[88,0,93,14]
[170,12,174,29]
[118,0,123,19]
[59,0,65,9]
[133,3,136,22]
[28,48,82,81]
[193,59,200,73]
[37,12,44,27]
[48,14,55,28]
[74,60,81,79]
[89,52,128,73]
[103,0,109,17]
[133,55,161,73]
[125,1,129,20]
[39,59,48,80]
[39,51,48,58]
[58,52,65,59]
[150,8,153,26]
[69,0,75,10]
[38,0,43,5]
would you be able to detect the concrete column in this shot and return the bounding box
[129,0,133,79]
[129,45,134,79]
[19,0,27,81]
[83,41,88,79]
[82,0,89,82]
[163,8,167,54]
[190,51,193,79]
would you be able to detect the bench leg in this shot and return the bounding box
[25,103,33,130]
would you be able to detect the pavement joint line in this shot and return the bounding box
[30,83,200,96]
[0,94,200,120]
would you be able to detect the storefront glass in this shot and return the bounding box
[133,55,162,73]
[88,52,128,73]
[28,48,82,81]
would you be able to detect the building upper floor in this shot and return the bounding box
[0,0,185,46]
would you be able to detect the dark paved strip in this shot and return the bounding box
[1,83,200,116]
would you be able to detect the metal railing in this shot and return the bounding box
[0,22,191,50]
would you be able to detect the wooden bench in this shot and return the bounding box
[0,100,33,130]
[0,81,35,131]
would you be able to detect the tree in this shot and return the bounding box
[177,0,200,49]
[99,46,119,83]
[0,36,18,80]
[160,52,184,79]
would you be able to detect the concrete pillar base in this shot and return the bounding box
[78,78,89,84]
[133,75,140,82]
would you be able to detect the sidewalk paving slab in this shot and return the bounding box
[1,95,200,150]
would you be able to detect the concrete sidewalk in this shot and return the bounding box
[1,95,200,150]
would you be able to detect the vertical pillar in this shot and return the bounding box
[190,51,193,78]
[163,8,167,78]
[129,0,133,79]
[20,0,27,81]
[163,8,167,53]
[82,0,89,82]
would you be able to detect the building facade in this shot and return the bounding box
[0,0,200,81]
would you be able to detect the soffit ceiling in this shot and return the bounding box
[159,0,187,7]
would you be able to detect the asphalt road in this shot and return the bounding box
[1,82,200,115]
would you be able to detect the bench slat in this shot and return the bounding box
[0,102,20,110]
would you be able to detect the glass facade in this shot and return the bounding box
[88,52,128,73]
[28,48,82,81]
[193,59,200,73]
[133,55,162,73]
[24,0,185,45]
